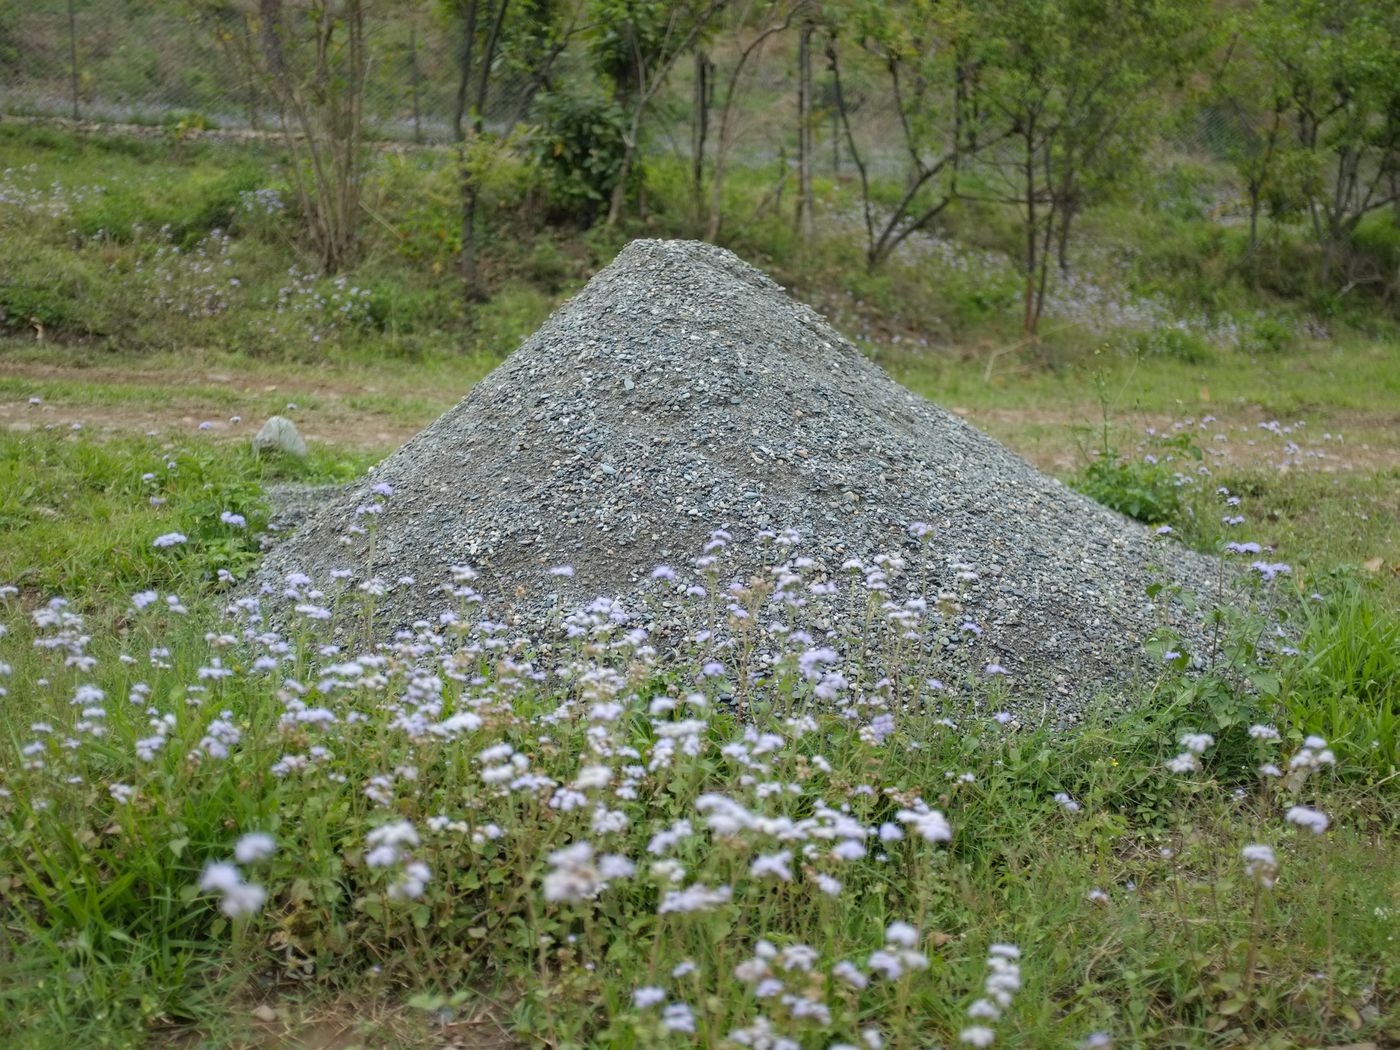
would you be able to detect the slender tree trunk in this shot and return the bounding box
[601,0,732,229]
[606,102,644,229]
[831,105,840,173]
[409,23,422,144]
[796,21,815,242]
[704,6,799,240]
[1034,201,1057,337]
[458,0,508,304]
[1022,121,1038,337]
[239,16,259,129]
[827,39,875,264]
[1247,184,1261,278]
[475,0,509,138]
[1056,200,1074,275]
[692,49,711,222]
[257,0,364,271]
[453,0,480,144]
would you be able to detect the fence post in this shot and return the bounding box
[409,20,422,143]
[66,0,81,121]
[241,16,259,130]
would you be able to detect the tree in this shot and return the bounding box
[449,0,581,302]
[1211,16,1297,270]
[588,0,732,227]
[972,0,1206,340]
[826,0,995,270]
[201,0,373,271]
[450,0,512,302]
[1263,0,1400,285]
[701,0,808,241]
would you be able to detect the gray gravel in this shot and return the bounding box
[253,239,1223,713]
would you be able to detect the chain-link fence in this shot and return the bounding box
[2,1,1243,186]
[4,1,917,177]
[0,1,544,142]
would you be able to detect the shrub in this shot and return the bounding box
[533,92,634,226]
[1242,316,1295,356]
[1128,327,1215,364]
[1077,453,1185,524]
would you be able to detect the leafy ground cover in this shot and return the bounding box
[0,127,1397,1048]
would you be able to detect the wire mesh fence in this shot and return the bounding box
[0,1,1244,179]
[0,1,530,142]
[3,1,919,175]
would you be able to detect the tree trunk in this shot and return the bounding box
[66,0,80,121]
[1021,122,1038,337]
[831,105,840,174]
[606,104,644,229]
[459,0,508,305]
[409,23,422,144]
[692,49,711,223]
[704,7,801,241]
[1247,184,1261,283]
[453,0,480,144]
[1056,201,1074,275]
[796,22,815,242]
[461,184,485,301]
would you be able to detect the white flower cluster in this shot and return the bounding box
[197,833,276,918]
[960,943,1022,1046]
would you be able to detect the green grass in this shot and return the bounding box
[878,335,1400,419]
[0,432,370,611]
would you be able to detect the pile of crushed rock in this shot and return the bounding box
[254,239,1222,714]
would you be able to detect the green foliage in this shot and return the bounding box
[69,163,264,248]
[0,432,363,608]
[1242,316,1295,356]
[0,244,97,336]
[586,0,716,96]
[534,91,634,225]
[1217,0,1400,288]
[1075,419,1201,526]
[1127,327,1215,365]
[1284,575,1400,774]
[1077,453,1186,525]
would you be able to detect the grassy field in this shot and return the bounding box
[1,125,1398,1049]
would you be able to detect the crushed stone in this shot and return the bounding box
[252,239,1224,716]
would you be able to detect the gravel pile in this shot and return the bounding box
[254,239,1221,712]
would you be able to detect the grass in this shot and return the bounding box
[0,125,1398,1048]
[0,432,371,611]
[0,557,1396,1048]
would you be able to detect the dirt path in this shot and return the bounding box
[0,360,449,452]
[948,405,1400,474]
[4,359,1397,474]
[2,396,421,453]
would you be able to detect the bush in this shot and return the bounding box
[1242,315,1295,356]
[69,163,265,247]
[1127,327,1215,364]
[533,92,634,226]
[1077,453,1185,524]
